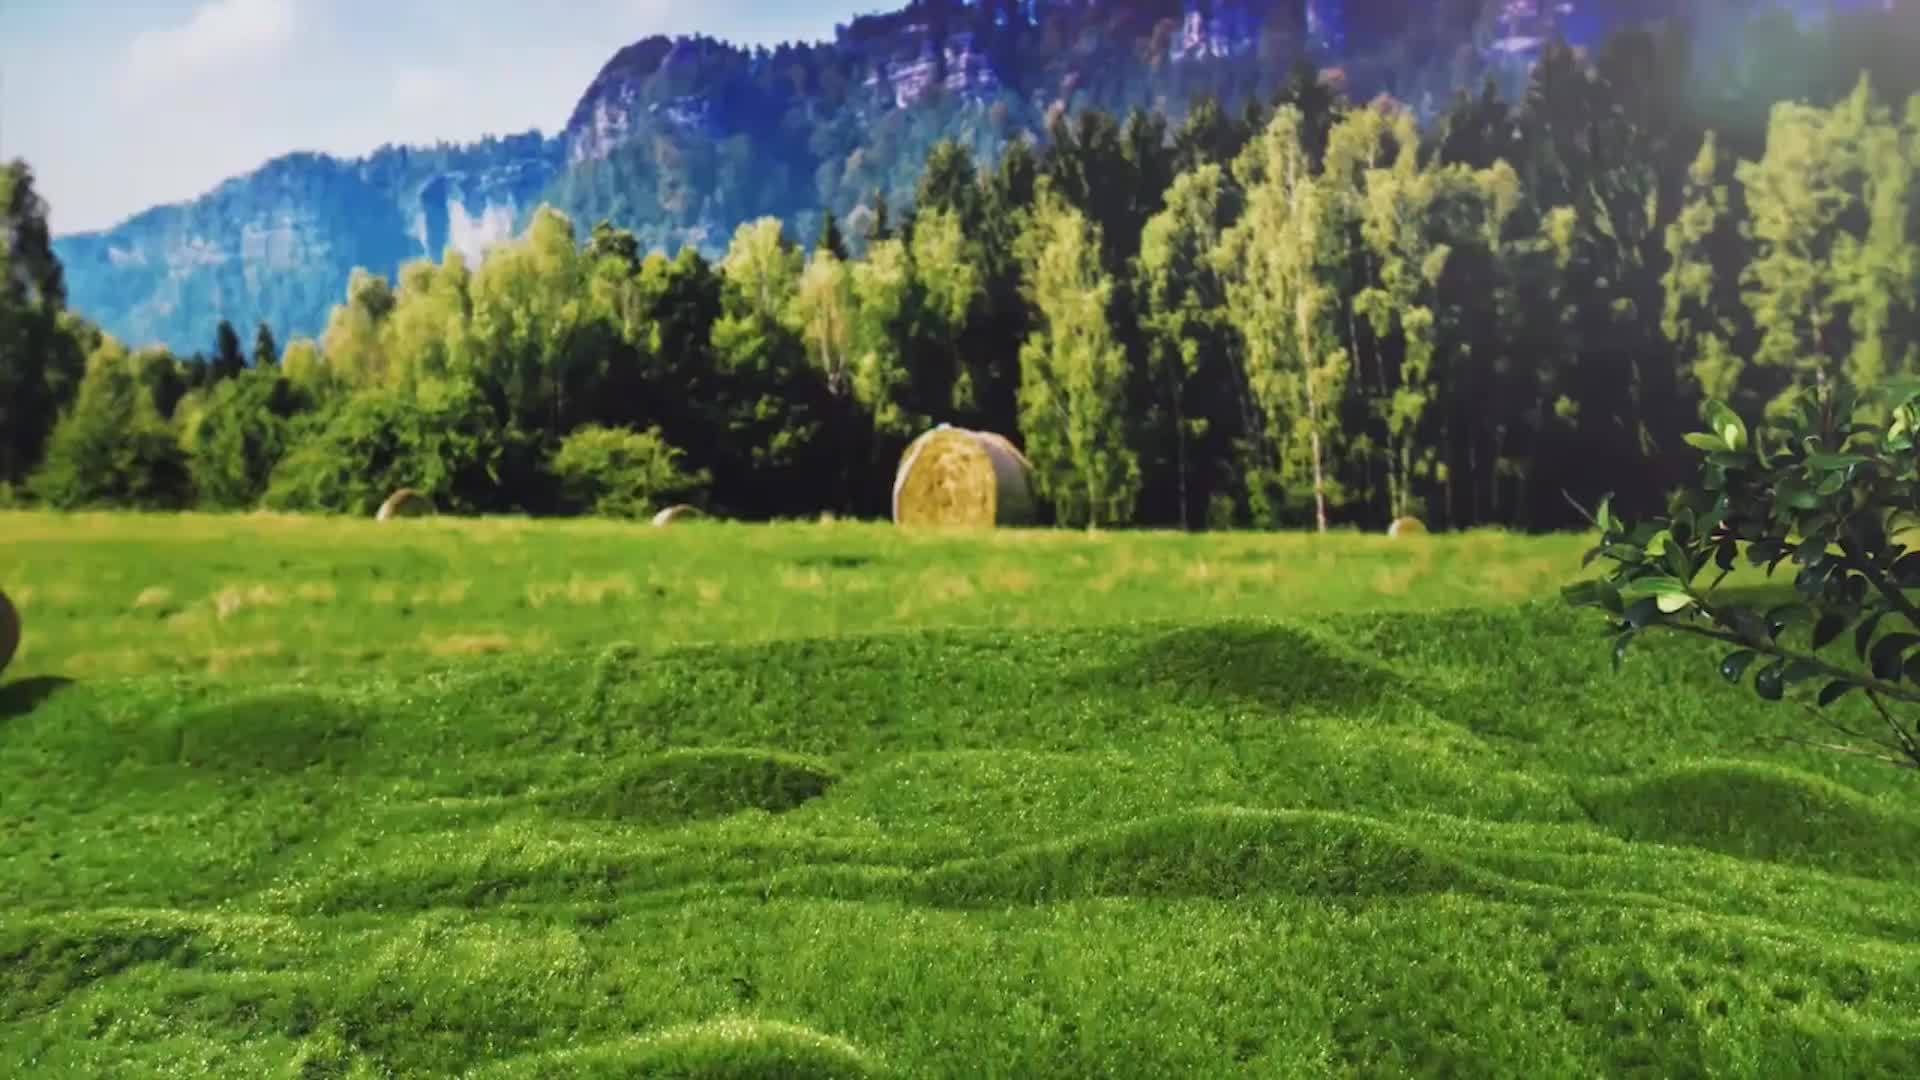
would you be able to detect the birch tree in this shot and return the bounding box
[1138,162,1243,528]
[1662,131,1749,407]
[1220,105,1349,532]
[1737,77,1918,403]
[1016,184,1141,528]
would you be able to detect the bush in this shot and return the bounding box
[546,424,710,519]
[29,341,190,510]
[1565,383,1920,770]
[263,380,515,516]
[184,369,311,510]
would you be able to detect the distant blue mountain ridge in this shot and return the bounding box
[47,0,1737,354]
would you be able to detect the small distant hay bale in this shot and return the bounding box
[0,588,18,677]
[1388,516,1428,538]
[376,489,435,521]
[892,424,1037,528]
[651,504,704,527]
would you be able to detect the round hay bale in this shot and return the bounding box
[651,504,704,527]
[0,588,18,678]
[1388,516,1428,538]
[376,489,435,521]
[892,425,1037,528]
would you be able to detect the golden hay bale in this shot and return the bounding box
[376,489,435,521]
[651,504,705,527]
[0,588,17,678]
[1388,516,1428,538]
[891,425,1037,528]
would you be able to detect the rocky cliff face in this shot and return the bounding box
[54,136,562,352]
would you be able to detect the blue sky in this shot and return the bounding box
[0,0,869,234]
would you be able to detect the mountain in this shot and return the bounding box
[53,0,1642,355]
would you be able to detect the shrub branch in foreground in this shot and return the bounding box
[1565,381,1920,771]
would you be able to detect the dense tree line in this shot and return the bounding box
[3,7,1918,531]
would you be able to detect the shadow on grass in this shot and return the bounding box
[469,1018,890,1080]
[0,675,74,719]
[1579,761,1920,880]
[544,748,838,825]
[158,690,370,771]
[1064,623,1431,716]
[791,554,876,571]
[913,808,1473,906]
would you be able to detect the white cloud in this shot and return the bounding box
[125,0,298,92]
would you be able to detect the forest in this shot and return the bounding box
[3,8,1918,533]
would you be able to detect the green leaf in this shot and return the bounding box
[1563,579,1624,614]
[1705,400,1747,452]
[1765,603,1810,635]
[1622,596,1663,630]
[1753,660,1786,701]
[1811,613,1848,650]
[1656,590,1696,614]
[1794,560,1833,596]
[1869,632,1920,681]
[1890,552,1920,586]
[1561,581,1603,608]
[1719,650,1759,684]
[1623,575,1689,598]
[1596,580,1623,614]
[1806,453,1869,471]
[1777,483,1822,511]
[1783,659,1824,686]
[1817,680,1858,707]
[1683,432,1728,453]
[1845,574,1870,605]
[1856,607,1891,660]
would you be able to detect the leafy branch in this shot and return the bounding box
[1563,380,1920,771]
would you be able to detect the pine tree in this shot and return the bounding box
[252,322,280,368]
[817,208,849,260]
[212,320,246,382]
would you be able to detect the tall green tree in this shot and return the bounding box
[710,217,834,516]
[849,236,919,436]
[30,336,190,509]
[1661,131,1752,409]
[1341,105,1450,522]
[252,322,280,368]
[816,208,850,260]
[1015,183,1141,528]
[1737,77,1918,403]
[0,159,82,487]
[320,269,397,388]
[1137,162,1245,528]
[1221,105,1349,531]
[466,207,600,437]
[185,368,307,509]
[907,205,980,416]
[212,320,247,382]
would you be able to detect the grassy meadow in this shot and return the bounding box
[2,510,1919,1077]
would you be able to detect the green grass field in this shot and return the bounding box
[3,511,1918,1078]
